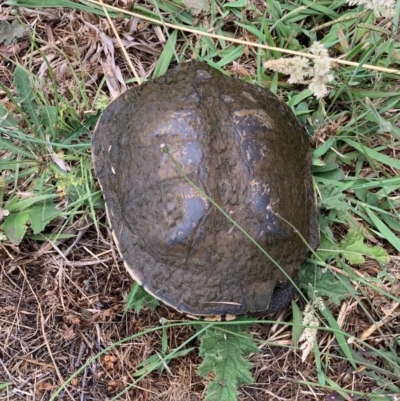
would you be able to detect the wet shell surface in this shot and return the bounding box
[92,61,319,317]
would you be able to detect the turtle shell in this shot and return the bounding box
[92,61,319,317]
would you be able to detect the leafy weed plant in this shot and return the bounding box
[0,56,102,244]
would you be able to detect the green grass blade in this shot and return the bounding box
[152,30,178,78]
[343,139,400,170]
[365,207,400,252]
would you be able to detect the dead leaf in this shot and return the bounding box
[65,314,81,325]
[45,288,58,296]
[0,44,19,57]
[83,21,126,99]
[62,326,76,341]
[107,380,119,392]
[0,208,10,223]
[36,381,53,393]
[104,354,117,370]
[182,0,210,15]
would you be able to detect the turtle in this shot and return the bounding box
[92,60,319,319]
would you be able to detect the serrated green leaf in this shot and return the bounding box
[14,66,40,129]
[340,229,390,265]
[317,233,340,262]
[318,185,348,211]
[29,202,59,234]
[0,20,26,45]
[300,263,352,306]
[198,324,258,401]
[1,209,30,245]
[38,105,58,138]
